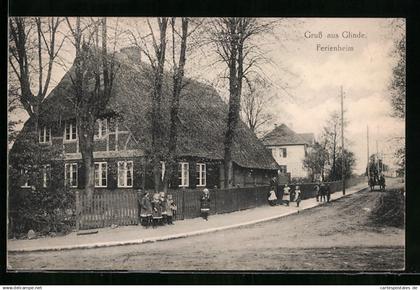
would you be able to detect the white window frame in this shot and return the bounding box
[64,121,77,142]
[160,161,166,181]
[94,119,108,139]
[278,147,287,158]
[196,163,206,187]
[179,162,189,187]
[118,161,133,188]
[39,126,51,144]
[65,163,78,188]
[42,164,51,188]
[94,162,108,188]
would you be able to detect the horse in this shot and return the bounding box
[368,176,375,191]
[379,175,386,191]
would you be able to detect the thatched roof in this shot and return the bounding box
[37,47,279,171]
[262,124,313,146]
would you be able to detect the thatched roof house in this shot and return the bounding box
[13,47,279,190]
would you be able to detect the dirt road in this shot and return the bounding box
[8,183,405,271]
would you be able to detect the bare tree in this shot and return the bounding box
[66,17,118,201]
[319,111,351,181]
[241,76,274,137]
[162,17,189,192]
[208,17,274,188]
[9,17,65,133]
[322,112,340,180]
[129,18,169,192]
[303,141,328,182]
[8,74,23,146]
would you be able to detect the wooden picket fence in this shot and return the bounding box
[168,186,271,220]
[75,176,366,230]
[76,189,138,230]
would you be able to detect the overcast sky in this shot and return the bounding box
[9,18,405,174]
[261,18,405,174]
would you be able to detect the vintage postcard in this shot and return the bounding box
[7,17,405,271]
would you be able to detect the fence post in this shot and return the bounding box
[182,188,186,220]
[214,188,217,214]
[75,190,80,232]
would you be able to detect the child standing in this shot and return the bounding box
[159,192,168,224]
[151,193,163,228]
[314,183,320,202]
[139,192,153,227]
[200,188,211,221]
[294,185,302,207]
[268,189,277,206]
[166,194,176,225]
[283,184,291,206]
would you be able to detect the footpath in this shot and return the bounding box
[8,182,367,253]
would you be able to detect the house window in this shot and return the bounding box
[279,148,287,158]
[178,162,189,187]
[42,164,51,188]
[94,119,108,139]
[39,126,51,144]
[94,162,107,188]
[279,165,287,174]
[20,169,31,188]
[65,163,78,188]
[64,121,77,141]
[196,163,206,187]
[118,161,133,188]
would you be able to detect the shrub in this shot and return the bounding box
[8,130,75,238]
[9,187,75,238]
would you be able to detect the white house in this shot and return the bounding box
[262,124,315,179]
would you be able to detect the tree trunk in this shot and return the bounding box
[149,18,168,193]
[223,19,240,189]
[78,115,95,207]
[163,18,189,192]
[82,148,95,209]
[332,130,337,180]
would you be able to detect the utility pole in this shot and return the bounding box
[376,139,379,173]
[341,86,345,195]
[367,125,370,181]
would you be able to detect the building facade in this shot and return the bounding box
[10,47,279,194]
[262,124,314,179]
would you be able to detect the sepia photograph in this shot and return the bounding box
[7,17,406,271]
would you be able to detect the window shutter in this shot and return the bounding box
[78,163,85,189]
[189,161,196,189]
[107,162,117,189]
[132,158,142,189]
[205,163,217,189]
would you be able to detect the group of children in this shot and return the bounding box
[138,188,212,228]
[268,183,302,207]
[138,191,177,228]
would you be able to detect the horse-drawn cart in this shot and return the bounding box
[368,174,385,191]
